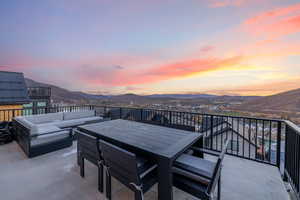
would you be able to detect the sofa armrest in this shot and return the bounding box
[12,119,31,156]
[30,128,72,139]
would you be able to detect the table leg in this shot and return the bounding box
[158,157,173,200]
[77,144,81,165]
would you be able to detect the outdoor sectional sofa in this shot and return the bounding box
[13,110,104,158]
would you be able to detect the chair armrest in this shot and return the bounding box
[191,147,221,157]
[173,166,211,185]
[139,164,158,179]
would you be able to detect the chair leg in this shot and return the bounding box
[134,191,144,200]
[217,175,221,200]
[134,191,143,200]
[106,172,112,200]
[80,157,85,178]
[98,164,103,193]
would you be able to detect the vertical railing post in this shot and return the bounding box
[140,108,143,121]
[32,102,37,115]
[169,111,172,125]
[45,106,49,114]
[104,106,107,117]
[12,109,16,122]
[210,115,214,149]
[120,108,122,119]
[277,121,282,169]
[283,123,291,182]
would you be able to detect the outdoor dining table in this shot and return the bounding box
[78,119,203,200]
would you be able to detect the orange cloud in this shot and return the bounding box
[145,56,242,78]
[81,55,244,86]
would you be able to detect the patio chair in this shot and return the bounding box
[100,140,157,200]
[173,140,229,200]
[77,131,103,193]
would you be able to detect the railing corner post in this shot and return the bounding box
[276,121,282,169]
[210,115,214,149]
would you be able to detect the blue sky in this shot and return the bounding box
[1,0,300,95]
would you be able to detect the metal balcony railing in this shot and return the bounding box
[0,104,299,199]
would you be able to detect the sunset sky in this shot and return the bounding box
[1,0,299,96]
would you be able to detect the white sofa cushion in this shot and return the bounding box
[24,113,64,124]
[31,130,70,147]
[15,111,102,135]
[31,124,61,135]
[63,110,95,120]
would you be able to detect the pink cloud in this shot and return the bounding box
[243,3,300,38]
[208,0,252,8]
[245,3,300,25]
[200,45,215,52]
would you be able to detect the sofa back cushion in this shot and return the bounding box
[25,113,64,124]
[63,110,95,120]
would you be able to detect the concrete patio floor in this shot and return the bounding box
[0,142,290,200]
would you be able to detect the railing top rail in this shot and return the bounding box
[285,120,300,134]
[0,104,294,124]
[94,105,284,122]
[28,87,51,89]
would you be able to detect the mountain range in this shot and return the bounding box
[25,78,300,113]
[233,88,300,113]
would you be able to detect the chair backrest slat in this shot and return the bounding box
[100,140,140,185]
[77,130,100,165]
[166,124,195,132]
[207,140,229,194]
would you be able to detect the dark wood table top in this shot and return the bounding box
[78,119,202,158]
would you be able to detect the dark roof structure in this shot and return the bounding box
[0,71,30,105]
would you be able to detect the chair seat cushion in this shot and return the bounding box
[175,154,216,180]
[173,166,210,186]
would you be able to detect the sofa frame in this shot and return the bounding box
[13,119,73,158]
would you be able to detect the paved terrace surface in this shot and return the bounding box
[0,142,290,200]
